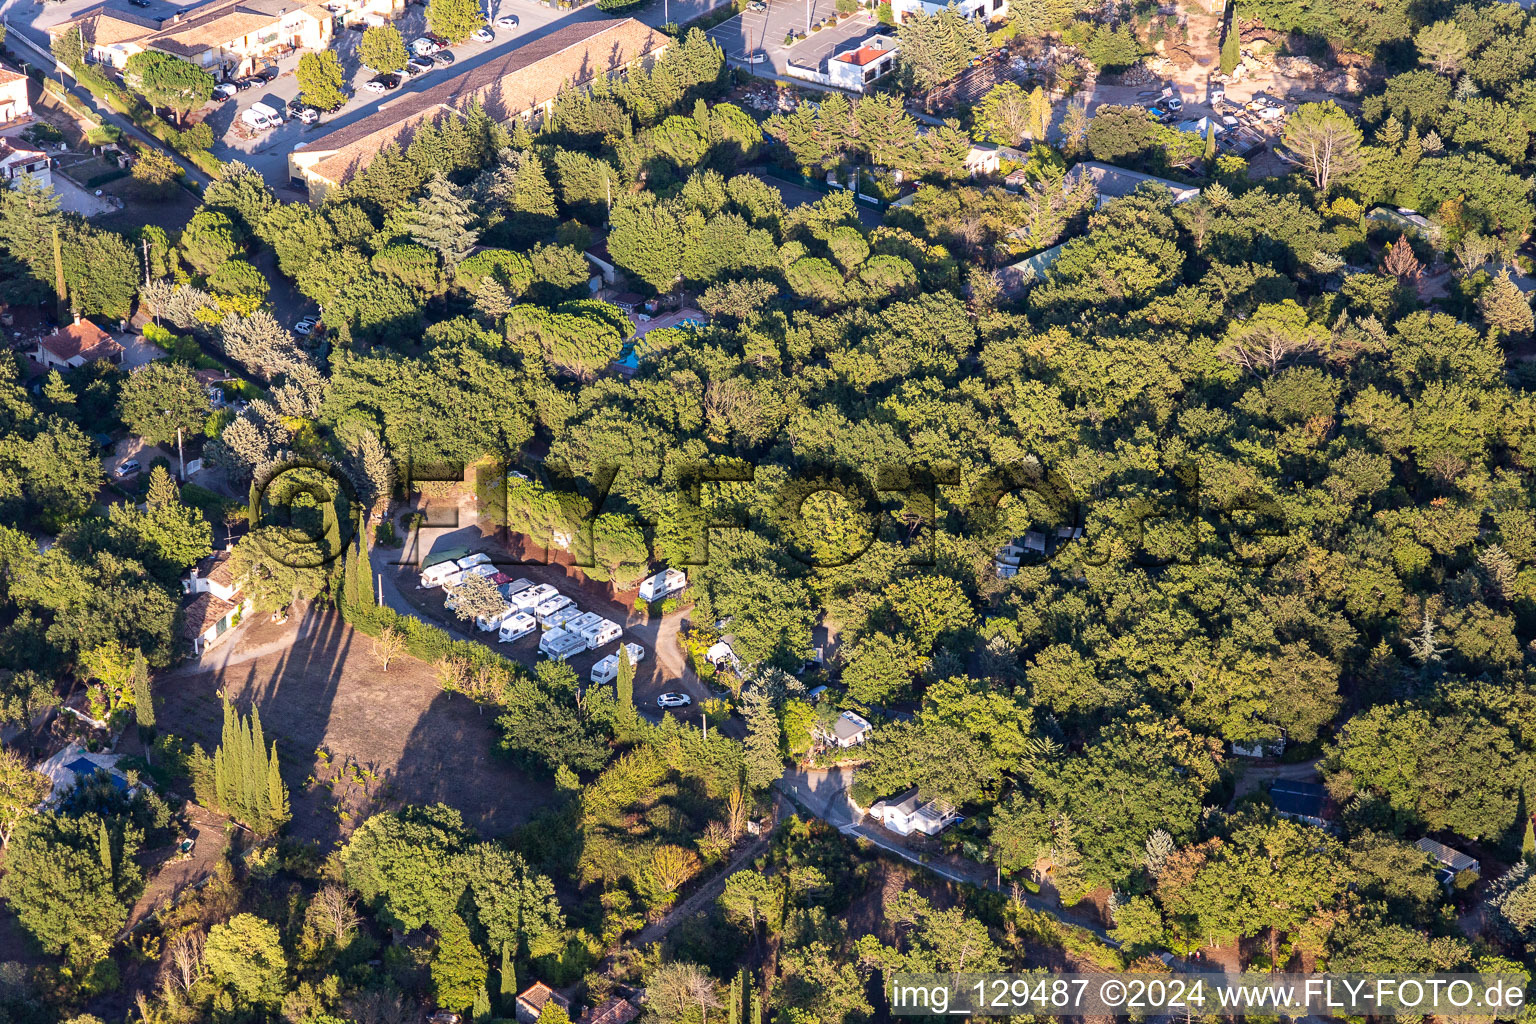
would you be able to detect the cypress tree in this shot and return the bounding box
[217,699,239,811]
[750,992,761,1024]
[248,478,261,527]
[617,645,635,712]
[131,650,154,736]
[1219,24,1240,75]
[266,741,289,827]
[97,820,112,877]
[240,713,259,820]
[499,941,516,1007]
[472,985,491,1021]
[729,971,741,1024]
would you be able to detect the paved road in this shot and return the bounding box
[0,20,214,187]
[706,0,874,73]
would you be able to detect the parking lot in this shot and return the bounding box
[706,0,876,73]
[207,0,598,186]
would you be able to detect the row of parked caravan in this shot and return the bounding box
[418,553,644,683]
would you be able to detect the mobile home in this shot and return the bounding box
[498,612,537,643]
[498,578,533,600]
[420,562,462,588]
[591,654,621,685]
[458,553,493,570]
[539,627,588,661]
[475,604,515,631]
[541,605,582,632]
[637,568,688,603]
[535,594,574,626]
[581,618,622,650]
[512,583,557,612]
[565,611,604,636]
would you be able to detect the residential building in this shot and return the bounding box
[515,983,570,1024]
[870,788,958,837]
[815,710,873,749]
[1415,837,1480,883]
[1269,778,1331,828]
[0,139,50,188]
[1064,160,1201,209]
[182,550,251,656]
[289,19,668,198]
[887,0,1006,22]
[0,63,31,124]
[826,34,898,92]
[51,0,332,78]
[965,142,1001,177]
[1232,736,1285,758]
[32,318,123,370]
[1366,205,1443,245]
[993,241,1065,298]
[578,998,640,1024]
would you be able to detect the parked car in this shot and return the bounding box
[472,26,494,42]
[129,0,151,8]
[411,36,439,55]
[253,66,278,83]
[296,106,319,124]
[433,50,456,65]
[405,59,431,76]
[212,82,238,101]
[114,459,142,478]
[1165,94,1183,113]
[745,48,767,63]
[657,692,692,708]
[294,316,318,336]
[233,77,258,91]
[495,13,518,25]
[250,100,283,124]
[240,107,273,131]
[747,0,765,9]
[364,73,401,92]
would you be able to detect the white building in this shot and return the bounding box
[887,0,1006,21]
[870,788,958,836]
[0,139,51,190]
[32,318,123,370]
[0,64,31,125]
[182,551,251,656]
[815,710,873,749]
[826,35,898,93]
[52,0,334,77]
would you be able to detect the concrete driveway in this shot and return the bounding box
[707,0,874,72]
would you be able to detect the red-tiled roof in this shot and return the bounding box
[579,998,639,1024]
[198,551,238,589]
[37,319,122,363]
[517,983,570,1016]
[181,591,236,640]
[834,44,892,66]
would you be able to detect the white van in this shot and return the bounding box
[239,107,272,132]
[581,618,622,650]
[534,594,572,625]
[250,101,284,125]
[497,611,537,643]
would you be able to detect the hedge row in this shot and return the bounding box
[341,593,531,683]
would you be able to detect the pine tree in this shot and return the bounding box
[742,689,782,791]
[1480,272,1535,337]
[1219,24,1240,75]
[1376,115,1404,148]
[42,371,76,411]
[409,172,478,267]
[1383,234,1422,286]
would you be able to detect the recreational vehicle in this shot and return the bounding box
[497,612,537,643]
[420,562,462,588]
[541,605,582,632]
[637,568,688,603]
[580,618,622,650]
[539,627,588,661]
[475,604,514,632]
[591,643,646,684]
[512,584,557,612]
[457,553,493,570]
[534,594,574,625]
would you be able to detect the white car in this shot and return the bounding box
[657,692,692,708]
[212,82,238,101]
[411,36,439,55]
[495,13,518,25]
[293,315,318,336]
[296,107,320,124]
[472,26,494,42]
